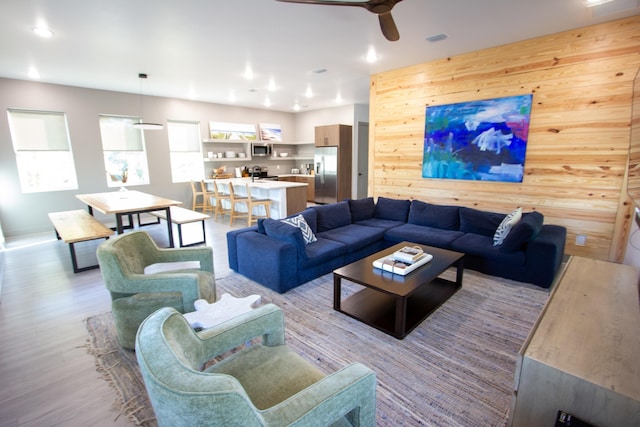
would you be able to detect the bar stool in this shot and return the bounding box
[199,181,215,214]
[190,180,205,212]
[245,184,271,225]
[228,182,249,226]
[211,181,232,221]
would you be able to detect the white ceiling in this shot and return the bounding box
[1,0,639,112]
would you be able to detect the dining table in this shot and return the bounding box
[76,190,182,247]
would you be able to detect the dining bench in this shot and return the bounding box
[48,209,114,273]
[148,206,209,247]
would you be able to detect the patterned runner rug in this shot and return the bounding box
[84,268,550,426]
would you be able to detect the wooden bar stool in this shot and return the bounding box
[211,181,232,221]
[228,182,249,226]
[199,180,215,214]
[245,184,271,225]
[190,180,206,212]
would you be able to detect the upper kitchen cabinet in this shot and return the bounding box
[315,124,352,147]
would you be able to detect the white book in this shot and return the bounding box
[393,245,425,263]
[373,253,433,276]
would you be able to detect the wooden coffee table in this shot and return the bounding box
[333,242,464,339]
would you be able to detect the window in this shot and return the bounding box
[99,115,150,187]
[7,109,79,193]
[167,120,204,182]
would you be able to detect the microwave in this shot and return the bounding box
[252,143,272,157]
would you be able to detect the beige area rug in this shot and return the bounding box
[84,268,550,426]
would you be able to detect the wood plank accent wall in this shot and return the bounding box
[368,16,640,262]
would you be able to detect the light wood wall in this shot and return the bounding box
[368,16,640,262]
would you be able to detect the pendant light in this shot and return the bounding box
[133,73,163,130]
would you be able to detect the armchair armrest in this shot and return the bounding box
[262,362,377,427]
[197,304,286,361]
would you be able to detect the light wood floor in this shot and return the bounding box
[0,215,242,427]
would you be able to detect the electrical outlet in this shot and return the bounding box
[575,234,587,246]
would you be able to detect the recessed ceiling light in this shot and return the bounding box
[305,87,313,98]
[243,65,254,80]
[33,27,53,38]
[264,97,271,108]
[28,67,40,79]
[366,47,378,63]
[312,68,328,74]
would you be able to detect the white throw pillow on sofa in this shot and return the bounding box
[493,207,523,246]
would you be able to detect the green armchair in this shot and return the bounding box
[97,230,215,350]
[135,304,377,427]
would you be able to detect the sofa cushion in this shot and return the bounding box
[384,223,464,248]
[354,218,405,230]
[313,201,351,233]
[299,237,347,268]
[451,233,526,266]
[348,197,375,222]
[258,208,318,235]
[408,200,460,231]
[500,211,544,252]
[281,214,317,244]
[459,207,505,237]
[374,197,411,222]
[262,218,307,258]
[493,207,523,246]
[318,224,386,252]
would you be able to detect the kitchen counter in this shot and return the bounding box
[276,174,314,178]
[204,178,308,219]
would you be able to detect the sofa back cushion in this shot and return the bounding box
[313,201,351,233]
[374,197,411,222]
[459,207,505,237]
[348,197,375,222]
[500,211,544,252]
[408,200,460,231]
[258,208,318,235]
[262,218,307,258]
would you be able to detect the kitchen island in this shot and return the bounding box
[204,178,308,219]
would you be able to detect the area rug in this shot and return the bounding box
[84,268,550,426]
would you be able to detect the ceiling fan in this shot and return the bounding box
[276,0,403,41]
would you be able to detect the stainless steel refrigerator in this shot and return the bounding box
[314,146,338,204]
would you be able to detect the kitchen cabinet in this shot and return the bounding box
[509,256,640,427]
[279,175,315,202]
[315,124,351,147]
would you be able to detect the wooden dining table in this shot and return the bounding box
[76,190,182,247]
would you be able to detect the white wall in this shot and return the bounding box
[0,78,361,237]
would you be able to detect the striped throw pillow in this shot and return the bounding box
[281,214,317,245]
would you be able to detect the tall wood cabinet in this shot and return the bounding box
[314,124,352,202]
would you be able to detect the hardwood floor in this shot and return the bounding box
[0,215,242,426]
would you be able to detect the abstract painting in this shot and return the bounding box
[423,94,533,182]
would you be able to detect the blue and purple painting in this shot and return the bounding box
[423,94,533,182]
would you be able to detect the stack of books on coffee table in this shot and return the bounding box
[372,245,433,275]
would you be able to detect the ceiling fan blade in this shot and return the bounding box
[276,0,402,41]
[276,0,368,6]
[379,12,399,41]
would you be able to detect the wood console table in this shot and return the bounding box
[509,256,640,426]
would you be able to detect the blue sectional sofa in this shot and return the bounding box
[227,197,567,293]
